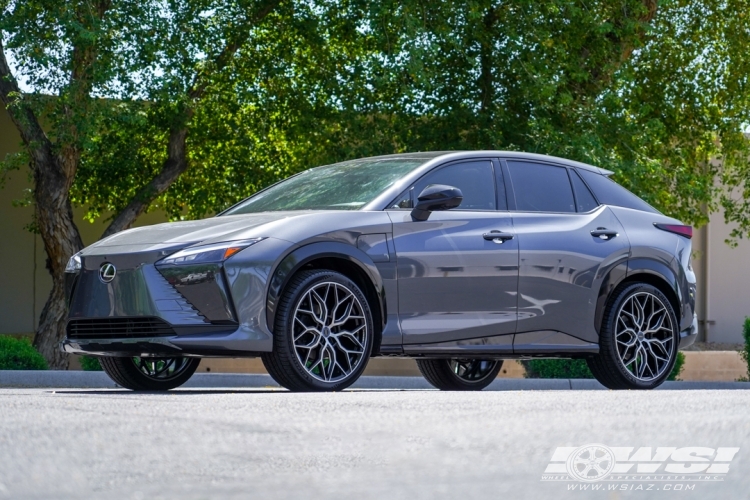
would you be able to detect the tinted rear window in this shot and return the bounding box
[507,161,575,213]
[577,169,660,214]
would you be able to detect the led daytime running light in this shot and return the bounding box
[159,238,264,266]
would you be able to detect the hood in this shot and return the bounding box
[81,212,304,256]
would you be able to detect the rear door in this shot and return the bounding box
[388,159,519,346]
[503,160,630,344]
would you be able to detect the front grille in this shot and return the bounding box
[67,317,176,339]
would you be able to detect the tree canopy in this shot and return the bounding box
[1,0,749,365]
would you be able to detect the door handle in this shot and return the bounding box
[591,228,619,240]
[483,231,514,244]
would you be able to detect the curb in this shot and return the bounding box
[1,371,750,390]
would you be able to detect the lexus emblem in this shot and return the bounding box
[99,263,117,283]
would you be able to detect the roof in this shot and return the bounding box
[359,151,614,176]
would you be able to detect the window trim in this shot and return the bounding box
[384,158,504,212]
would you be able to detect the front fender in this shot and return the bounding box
[266,241,386,333]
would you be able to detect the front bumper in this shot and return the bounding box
[61,322,273,357]
[678,313,698,350]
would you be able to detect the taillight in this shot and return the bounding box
[654,223,693,239]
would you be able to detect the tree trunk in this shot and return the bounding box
[0,41,85,369]
[1,0,280,368]
[32,178,84,369]
[101,127,190,238]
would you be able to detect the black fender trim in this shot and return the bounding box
[595,257,680,334]
[266,241,387,335]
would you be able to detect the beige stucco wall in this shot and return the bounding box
[692,210,750,344]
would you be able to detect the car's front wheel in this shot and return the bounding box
[587,283,679,390]
[262,269,374,392]
[416,359,503,391]
[99,356,200,391]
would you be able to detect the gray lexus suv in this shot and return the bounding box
[62,151,697,392]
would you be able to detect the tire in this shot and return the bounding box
[587,283,679,390]
[416,359,503,391]
[100,356,200,391]
[262,269,374,392]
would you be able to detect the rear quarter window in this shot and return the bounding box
[577,169,660,214]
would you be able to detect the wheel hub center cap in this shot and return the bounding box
[637,331,645,341]
[323,327,331,338]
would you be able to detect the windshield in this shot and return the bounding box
[222,157,427,214]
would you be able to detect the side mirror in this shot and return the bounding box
[411,184,463,221]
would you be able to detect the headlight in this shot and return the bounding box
[158,238,265,266]
[65,253,82,273]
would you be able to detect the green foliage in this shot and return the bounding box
[80,356,103,371]
[523,351,685,381]
[523,359,594,379]
[668,352,685,382]
[0,335,48,370]
[739,318,750,381]
[6,1,749,228]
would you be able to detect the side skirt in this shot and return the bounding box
[400,330,598,359]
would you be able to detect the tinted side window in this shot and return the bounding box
[578,169,660,214]
[413,160,496,210]
[570,169,599,212]
[507,161,575,213]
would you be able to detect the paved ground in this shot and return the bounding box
[1,388,749,500]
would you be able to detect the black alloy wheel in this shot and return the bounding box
[417,358,503,391]
[99,356,200,391]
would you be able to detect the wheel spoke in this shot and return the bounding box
[131,357,191,381]
[448,359,497,382]
[309,289,329,326]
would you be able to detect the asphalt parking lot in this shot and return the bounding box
[1,388,749,500]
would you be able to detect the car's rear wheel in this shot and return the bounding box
[416,358,503,391]
[99,356,200,391]
[587,283,679,390]
[262,269,374,392]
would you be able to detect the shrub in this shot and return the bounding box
[80,356,103,371]
[0,335,48,370]
[739,318,750,382]
[523,359,593,379]
[524,352,685,381]
[668,351,685,381]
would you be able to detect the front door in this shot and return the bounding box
[388,159,519,345]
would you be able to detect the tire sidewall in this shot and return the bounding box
[278,271,374,391]
[417,358,503,391]
[602,283,679,389]
[101,356,200,391]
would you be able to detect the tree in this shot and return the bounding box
[321,0,750,229]
[0,0,286,368]
[2,0,750,368]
